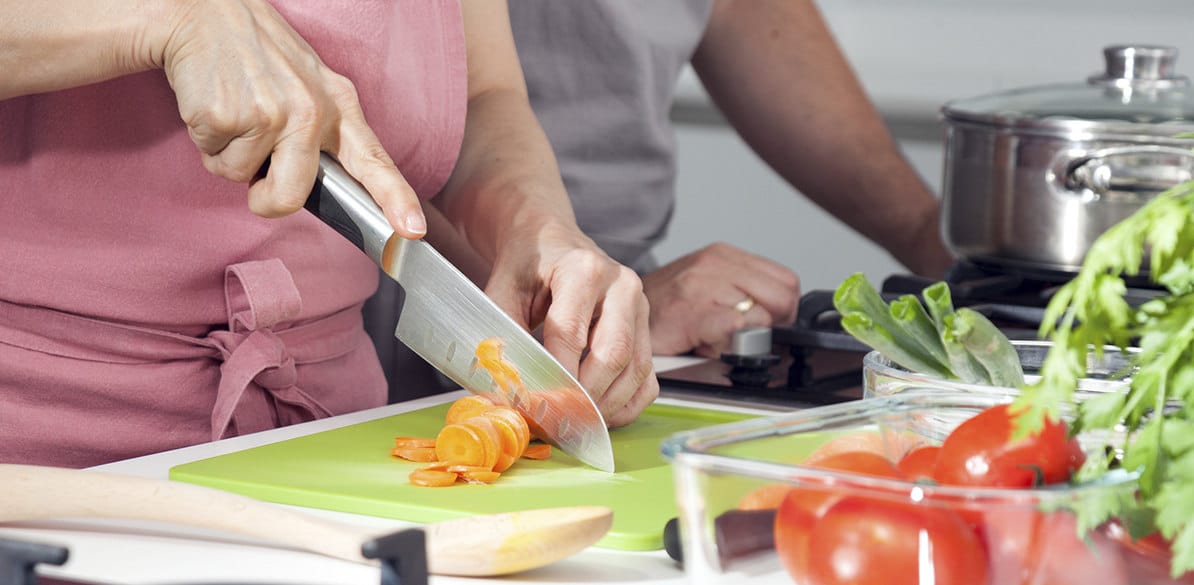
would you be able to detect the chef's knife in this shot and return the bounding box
[304,154,615,473]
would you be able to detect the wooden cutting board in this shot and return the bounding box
[169,402,755,551]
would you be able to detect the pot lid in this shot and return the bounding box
[943,45,1194,137]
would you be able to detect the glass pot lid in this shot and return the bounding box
[943,45,1194,138]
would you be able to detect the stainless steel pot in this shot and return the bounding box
[941,45,1194,275]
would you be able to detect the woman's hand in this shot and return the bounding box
[643,243,800,357]
[484,222,658,428]
[162,0,426,237]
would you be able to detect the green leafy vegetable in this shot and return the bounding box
[832,272,1023,386]
[1015,176,1194,576]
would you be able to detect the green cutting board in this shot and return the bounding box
[169,402,755,551]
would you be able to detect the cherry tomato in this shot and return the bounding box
[803,496,988,585]
[773,451,902,580]
[896,445,941,482]
[934,404,1085,487]
[982,508,1127,585]
[1102,520,1194,584]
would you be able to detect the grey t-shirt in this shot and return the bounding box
[508,0,714,273]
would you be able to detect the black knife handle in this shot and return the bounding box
[305,163,366,253]
[663,508,777,564]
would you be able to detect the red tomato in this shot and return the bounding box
[982,508,1127,585]
[1102,520,1194,584]
[934,404,1085,487]
[802,496,988,585]
[896,445,942,482]
[773,451,902,580]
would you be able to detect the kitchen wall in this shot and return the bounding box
[656,0,1194,294]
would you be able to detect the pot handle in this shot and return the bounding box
[1057,145,1194,203]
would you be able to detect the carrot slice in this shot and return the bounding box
[460,416,503,471]
[445,464,492,474]
[737,484,792,511]
[409,468,458,487]
[522,443,552,460]
[493,452,517,473]
[461,470,501,484]
[445,394,497,426]
[435,423,489,468]
[481,407,531,459]
[391,446,439,462]
[475,337,525,393]
[393,436,437,449]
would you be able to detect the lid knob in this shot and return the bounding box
[1089,45,1189,87]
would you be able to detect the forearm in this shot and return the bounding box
[693,0,950,276]
[435,0,585,261]
[0,0,174,100]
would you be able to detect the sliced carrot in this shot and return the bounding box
[737,484,792,511]
[444,394,496,425]
[460,416,503,471]
[409,468,458,487]
[481,407,531,459]
[493,452,517,473]
[475,337,525,393]
[435,423,489,468]
[522,443,552,460]
[519,393,551,442]
[391,446,439,462]
[460,470,501,484]
[393,436,437,449]
[445,464,492,474]
[417,462,454,472]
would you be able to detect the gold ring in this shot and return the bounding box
[733,296,756,314]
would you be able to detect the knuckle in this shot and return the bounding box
[551,316,590,355]
[634,352,655,382]
[595,333,635,372]
[706,241,732,255]
[326,73,361,105]
[358,141,397,170]
[287,99,323,133]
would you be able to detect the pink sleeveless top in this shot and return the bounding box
[0,1,467,467]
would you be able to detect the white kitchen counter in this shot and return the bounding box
[0,356,786,585]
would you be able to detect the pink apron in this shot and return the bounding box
[0,0,467,467]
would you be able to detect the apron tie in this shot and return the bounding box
[0,258,365,442]
[207,259,334,440]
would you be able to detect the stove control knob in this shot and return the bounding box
[722,327,780,388]
[729,327,772,356]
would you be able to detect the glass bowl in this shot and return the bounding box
[863,339,1136,398]
[660,390,1177,585]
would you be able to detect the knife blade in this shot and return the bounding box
[304,154,615,473]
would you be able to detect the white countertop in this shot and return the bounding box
[1,356,788,585]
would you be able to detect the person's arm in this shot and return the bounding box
[434,0,657,427]
[691,0,954,278]
[0,0,427,240]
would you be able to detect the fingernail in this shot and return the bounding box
[403,211,426,236]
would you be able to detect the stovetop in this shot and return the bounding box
[656,261,1161,410]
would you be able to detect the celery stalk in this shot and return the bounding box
[840,313,952,378]
[951,307,1025,387]
[889,294,950,368]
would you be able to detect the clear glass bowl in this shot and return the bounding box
[660,391,1176,585]
[863,339,1136,398]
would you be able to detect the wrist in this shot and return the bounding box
[143,0,197,70]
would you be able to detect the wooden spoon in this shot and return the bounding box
[0,464,612,577]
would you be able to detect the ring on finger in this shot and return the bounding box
[733,296,756,314]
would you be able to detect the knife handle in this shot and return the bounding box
[304,153,395,267]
